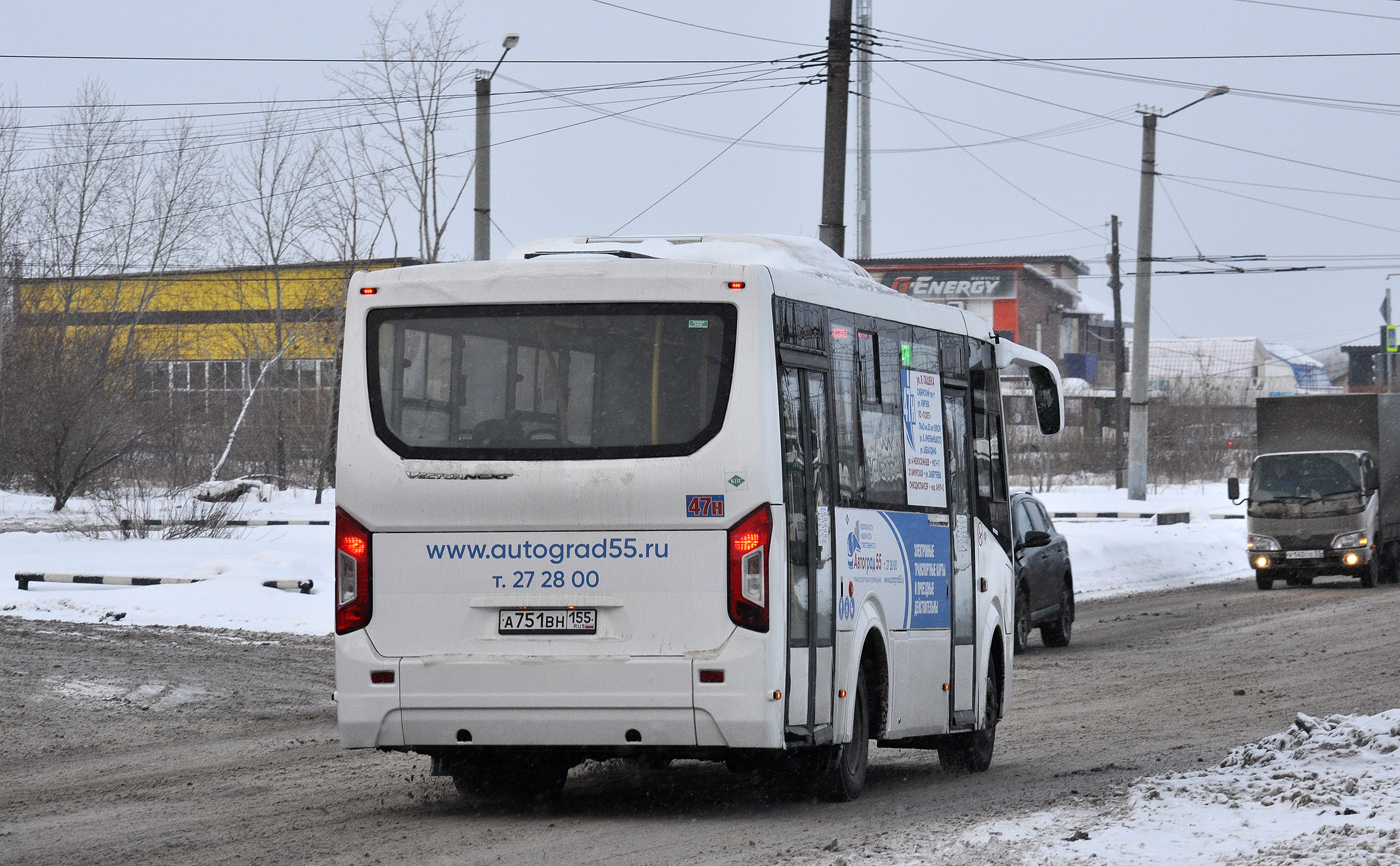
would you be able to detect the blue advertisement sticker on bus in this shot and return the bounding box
[685,495,725,518]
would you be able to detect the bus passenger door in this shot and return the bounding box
[779,366,836,744]
[943,386,978,727]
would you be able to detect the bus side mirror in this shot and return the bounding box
[1028,366,1061,435]
[1227,477,1239,501]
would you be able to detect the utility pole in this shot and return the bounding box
[474,33,520,262]
[819,0,853,257]
[854,0,872,259]
[1126,86,1228,501]
[1108,215,1126,489]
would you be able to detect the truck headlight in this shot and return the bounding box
[1332,531,1368,550]
[1247,535,1280,551]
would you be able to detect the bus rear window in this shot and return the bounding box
[366,303,737,460]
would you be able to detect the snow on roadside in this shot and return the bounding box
[1024,710,1400,865]
[1030,483,1251,599]
[844,711,1400,866]
[0,488,333,635]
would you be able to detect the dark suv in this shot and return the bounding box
[1010,492,1075,653]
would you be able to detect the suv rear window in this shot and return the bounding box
[366,302,737,460]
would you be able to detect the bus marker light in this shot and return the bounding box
[838,689,847,699]
[728,504,772,632]
[772,690,782,700]
[699,670,724,683]
[942,683,949,692]
[336,507,373,635]
[370,670,394,684]
[359,287,378,295]
[980,578,987,593]
[727,281,745,290]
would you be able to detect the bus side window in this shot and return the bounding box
[829,310,865,506]
[971,362,1010,550]
[860,319,907,507]
[856,330,880,404]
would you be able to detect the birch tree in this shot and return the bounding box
[335,2,478,263]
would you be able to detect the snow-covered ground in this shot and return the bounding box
[874,710,1400,865]
[1031,483,1251,600]
[0,487,333,635]
[0,483,1251,636]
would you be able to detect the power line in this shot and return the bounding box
[872,69,1106,240]
[584,0,823,48]
[1231,0,1400,21]
[610,85,806,234]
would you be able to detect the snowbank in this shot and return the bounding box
[1027,710,1400,864]
[1029,483,1250,599]
[0,488,333,635]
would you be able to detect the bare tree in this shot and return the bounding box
[8,83,214,509]
[335,2,478,263]
[228,106,327,488]
[0,93,29,485]
[306,126,394,502]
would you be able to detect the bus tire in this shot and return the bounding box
[454,752,570,804]
[1255,571,1273,591]
[1013,585,1031,655]
[938,664,1000,774]
[821,670,869,802]
[1040,581,1073,648]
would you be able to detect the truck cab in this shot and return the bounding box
[1242,450,1388,589]
[1235,394,1400,591]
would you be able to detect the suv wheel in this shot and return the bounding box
[1013,585,1031,654]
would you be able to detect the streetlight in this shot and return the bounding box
[474,33,520,262]
[1126,85,1229,501]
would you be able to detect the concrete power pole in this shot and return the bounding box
[1108,215,1126,489]
[1126,114,1157,501]
[473,34,519,262]
[1126,86,1227,501]
[819,0,853,256]
[854,0,872,259]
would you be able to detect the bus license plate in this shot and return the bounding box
[498,608,597,635]
[1285,550,1324,559]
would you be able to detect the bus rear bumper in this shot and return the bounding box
[336,631,781,750]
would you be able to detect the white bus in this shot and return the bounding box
[333,235,1063,801]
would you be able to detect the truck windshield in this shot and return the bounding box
[366,302,736,460]
[1249,452,1365,517]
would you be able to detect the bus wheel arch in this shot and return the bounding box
[857,627,890,739]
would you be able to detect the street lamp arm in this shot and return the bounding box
[1161,85,1230,118]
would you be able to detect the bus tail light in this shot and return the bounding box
[336,507,372,635]
[727,504,772,632]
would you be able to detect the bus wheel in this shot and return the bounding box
[1013,586,1031,655]
[821,671,869,802]
[938,666,999,774]
[1255,571,1274,591]
[455,752,570,804]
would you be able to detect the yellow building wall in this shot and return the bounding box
[20,260,410,361]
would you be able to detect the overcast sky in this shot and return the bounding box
[6,0,1400,356]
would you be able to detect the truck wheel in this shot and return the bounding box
[1361,557,1379,589]
[1013,585,1031,655]
[1255,571,1273,591]
[821,670,869,801]
[1040,582,1073,648]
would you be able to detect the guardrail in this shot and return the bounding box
[15,573,313,594]
[1051,511,1191,526]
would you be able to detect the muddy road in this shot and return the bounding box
[3,577,1398,865]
